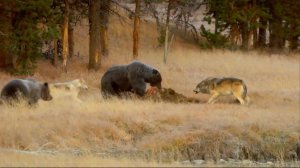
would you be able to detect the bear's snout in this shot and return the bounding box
[156,83,162,89]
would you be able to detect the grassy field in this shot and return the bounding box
[0,13,299,167]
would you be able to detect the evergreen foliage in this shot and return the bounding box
[0,0,299,73]
[0,0,61,74]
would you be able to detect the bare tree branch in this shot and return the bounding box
[0,30,8,36]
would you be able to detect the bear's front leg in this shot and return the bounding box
[131,79,147,97]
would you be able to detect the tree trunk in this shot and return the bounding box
[269,0,284,52]
[289,36,298,51]
[133,0,140,59]
[89,0,101,70]
[214,13,218,34]
[289,21,298,50]
[163,1,171,64]
[258,17,267,48]
[52,39,58,66]
[100,0,110,58]
[269,19,284,51]
[0,48,9,67]
[100,28,108,57]
[68,22,74,59]
[252,27,258,48]
[251,0,258,48]
[0,14,13,69]
[229,24,240,45]
[241,22,249,50]
[62,0,69,72]
[11,11,24,71]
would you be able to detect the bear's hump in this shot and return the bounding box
[9,79,31,91]
[127,61,155,75]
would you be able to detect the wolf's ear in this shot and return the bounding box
[205,77,214,81]
[44,83,49,87]
[152,69,159,75]
[80,78,87,84]
[211,80,218,89]
[53,84,59,88]
[207,81,216,90]
[73,79,80,83]
[64,86,71,91]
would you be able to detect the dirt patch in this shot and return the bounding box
[145,87,202,104]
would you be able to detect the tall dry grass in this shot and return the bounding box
[0,11,299,166]
[0,150,182,167]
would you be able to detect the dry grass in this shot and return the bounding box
[0,150,182,167]
[0,12,299,166]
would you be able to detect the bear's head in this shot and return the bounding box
[145,69,162,89]
[41,83,53,101]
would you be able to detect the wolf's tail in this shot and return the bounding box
[242,83,250,105]
[242,84,247,99]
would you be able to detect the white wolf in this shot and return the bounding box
[49,79,88,102]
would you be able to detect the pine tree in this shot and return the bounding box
[0,0,61,74]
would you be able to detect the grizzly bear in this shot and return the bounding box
[101,61,162,98]
[1,78,52,105]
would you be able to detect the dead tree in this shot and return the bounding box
[133,0,140,59]
[61,0,69,72]
[88,0,101,70]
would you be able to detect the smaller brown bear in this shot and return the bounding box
[0,78,52,105]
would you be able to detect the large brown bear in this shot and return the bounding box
[0,78,52,105]
[101,61,162,98]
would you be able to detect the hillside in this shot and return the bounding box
[0,11,299,167]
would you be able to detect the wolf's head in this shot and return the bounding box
[53,79,88,91]
[72,79,89,90]
[193,77,216,94]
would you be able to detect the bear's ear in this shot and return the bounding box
[65,86,71,91]
[44,82,49,87]
[152,69,159,75]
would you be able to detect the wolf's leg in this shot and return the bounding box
[208,93,219,104]
[233,86,246,105]
[234,99,240,104]
[234,95,245,105]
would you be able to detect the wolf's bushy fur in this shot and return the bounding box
[51,79,88,92]
[194,77,250,105]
